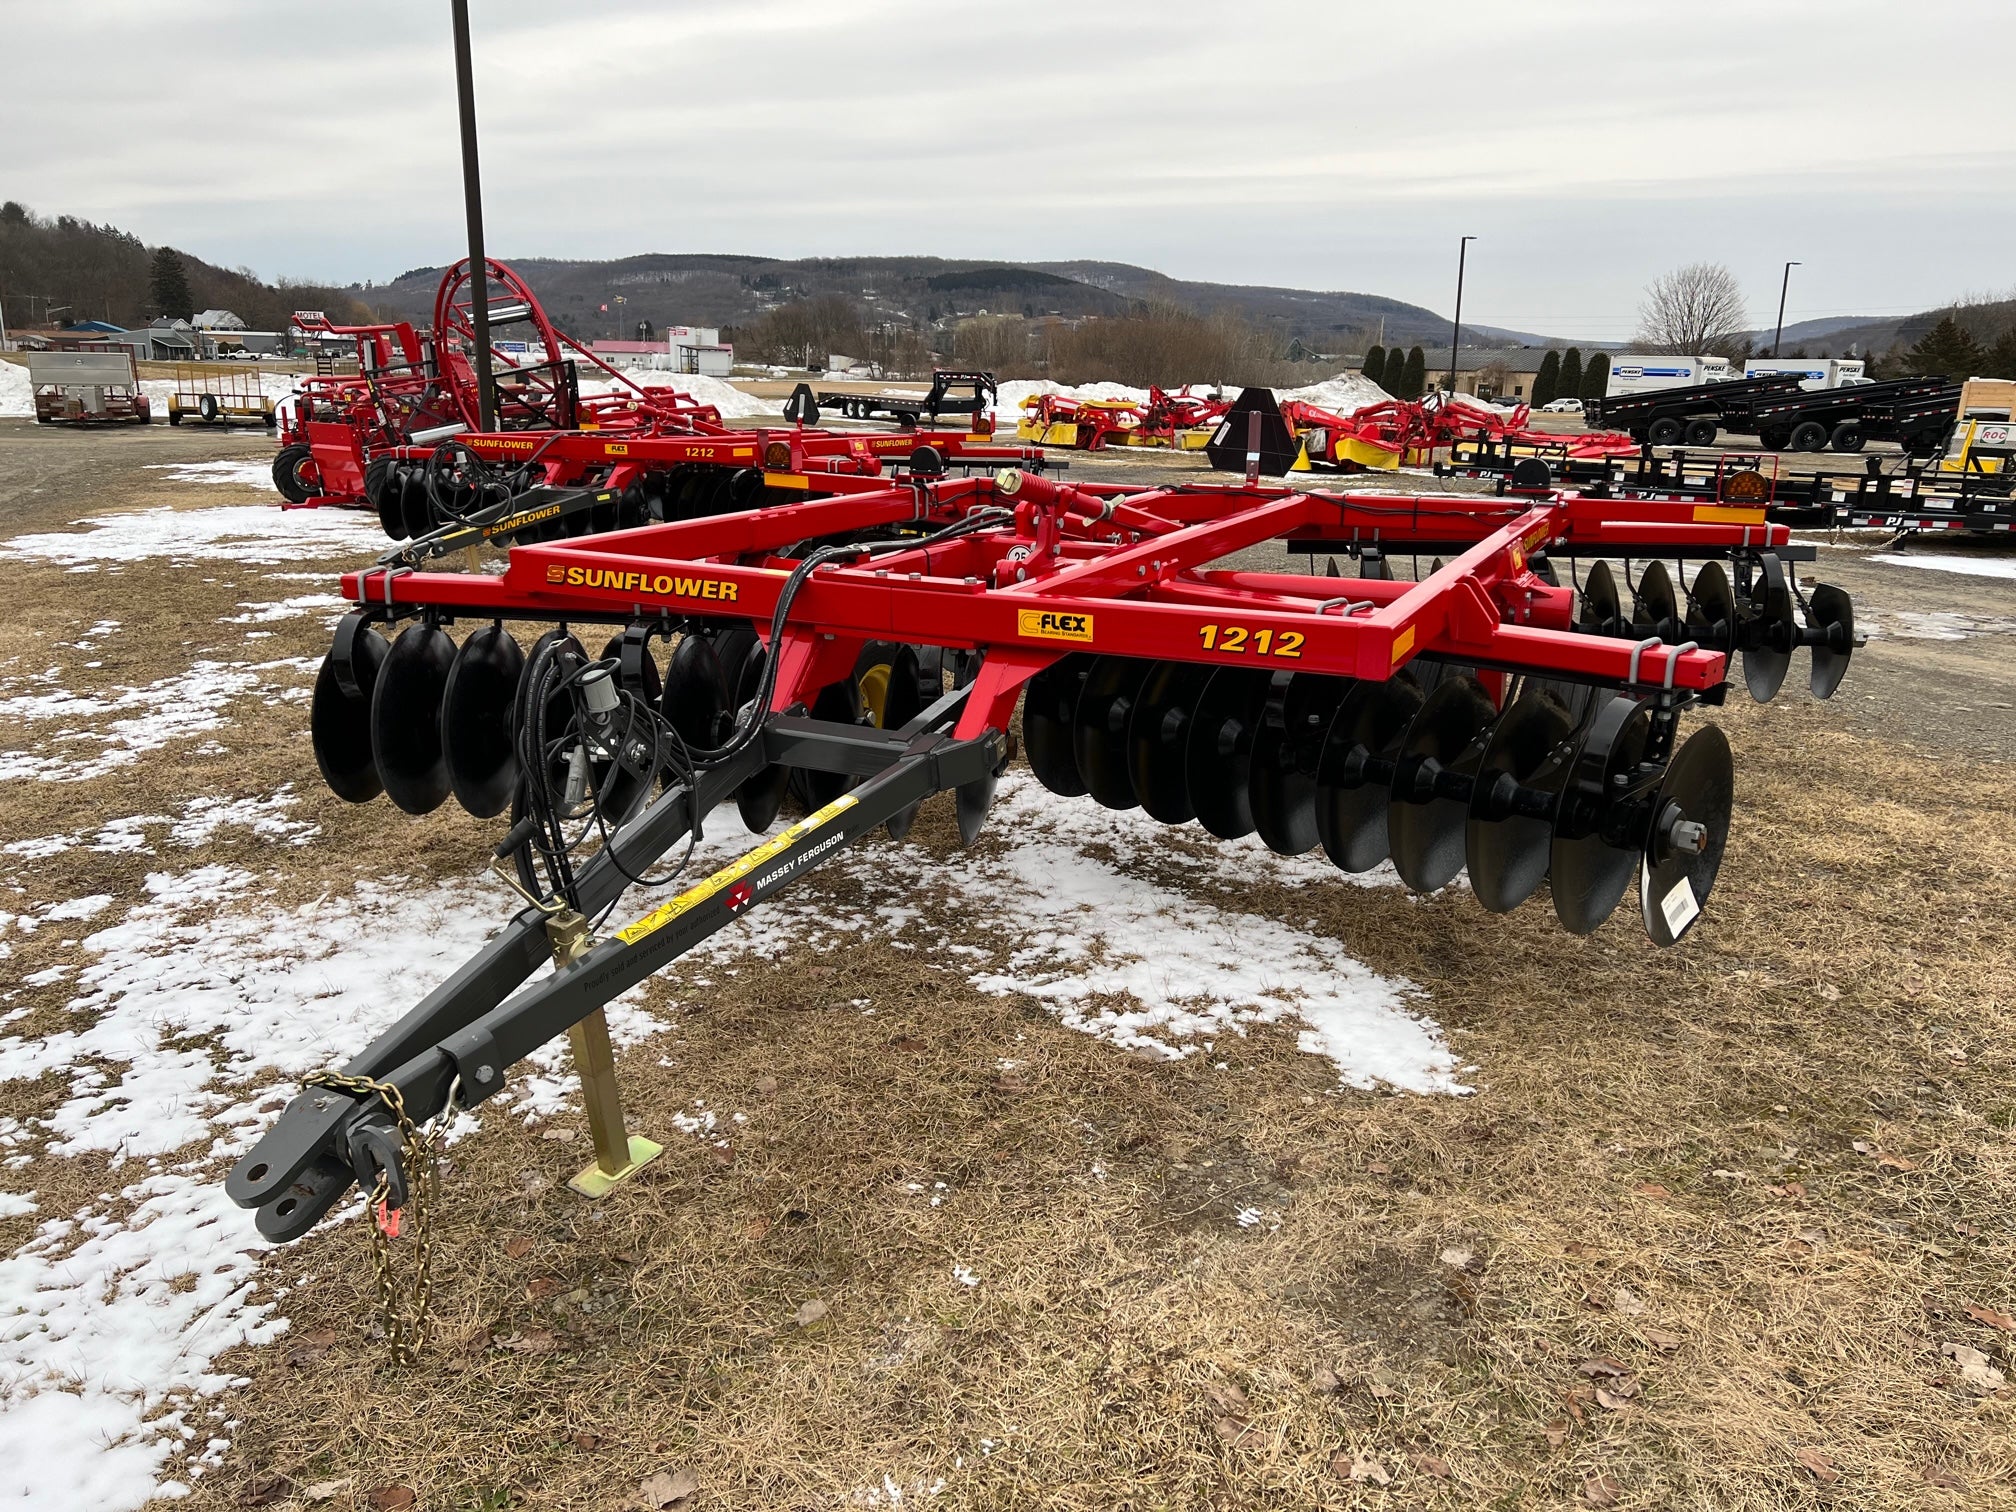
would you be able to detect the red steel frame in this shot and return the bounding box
[343,475,1783,740]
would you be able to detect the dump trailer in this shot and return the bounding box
[28,351,153,425]
[1745,376,1956,454]
[1582,373,1804,446]
[814,369,996,427]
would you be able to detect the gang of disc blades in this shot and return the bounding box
[1633,560,1678,638]
[1072,657,1153,811]
[1743,552,1795,702]
[1249,673,1350,855]
[370,622,457,815]
[1022,654,1092,797]
[1578,559,1621,634]
[1126,661,1216,824]
[1807,583,1855,699]
[1639,723,1733,947]
[311,622,388,803]
[1183,666,1273,839]
[1685,558,1735,654]
[442,624,525,817]
[1549,694,1651,934]
[1465,689,1576,912]
[1388,673,1497,892]
[1313,671,1423,872]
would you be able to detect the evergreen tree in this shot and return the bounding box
[1903,314,1985,378]
[1361,343,1386,389]
[1580,352,1611,401]
[1381,346,1408,394]
[1532,350,1562,408]
[1984,328,2016,382]
[149,247,192,320]
[1402,346,1426,400]
[1559,346,1583,399]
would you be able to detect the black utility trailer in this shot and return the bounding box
[1583,374,1804,447]
[1745,377,1956,455]
[814,368,996,427]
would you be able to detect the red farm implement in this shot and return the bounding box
[1017,386,1230,451]
[1211,388,1640,474]
[272,257,725,510]
[233,466,1859,1270]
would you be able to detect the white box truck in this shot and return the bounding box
[1604,355,1733,397]
[1741,358,1867,390]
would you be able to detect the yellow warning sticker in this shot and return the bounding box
[1017,609,1094,643]
[614,795,858,946]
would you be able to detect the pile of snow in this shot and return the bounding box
[578,370,776,421]
[0,361,31,418]
[1279,372,1392,413]
[1871,552,2016,582]
[0,504,382,570]
[146,461,276,491]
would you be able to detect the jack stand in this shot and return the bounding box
[545,908,663,1200]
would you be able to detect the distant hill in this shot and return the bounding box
[0,199,373,334]
[363,252,1554,351]
[1744,300,2016,360]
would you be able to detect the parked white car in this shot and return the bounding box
[1541,397,1583,413]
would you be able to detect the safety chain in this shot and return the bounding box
[304,1070,458,1366]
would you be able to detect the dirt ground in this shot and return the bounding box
[0,419,2012,1511]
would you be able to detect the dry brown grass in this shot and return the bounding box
[0,437,2010,1511]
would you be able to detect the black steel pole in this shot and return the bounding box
[1448,236,1475,394]
[451,0,495,431]
[1772,261,1800,359]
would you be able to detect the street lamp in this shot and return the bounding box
[1772,261,1801,358]
[1448,236,1476,394]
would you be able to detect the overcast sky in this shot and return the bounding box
[5,0,2008,339]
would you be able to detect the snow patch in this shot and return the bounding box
[146,461,276,492]
[0,505,382,569]
[1871,552,2016,582]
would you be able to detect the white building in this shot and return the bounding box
[666,325,734,377]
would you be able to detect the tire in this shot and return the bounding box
[1628,428,1648,445]
[168,410,182,427]
[1788,421,1830,453]
[1647,417,1683,446]
[1758,426,1792,450]
[1683,419,1718,447]
[271,444,320,504]
[1829,422,1865,453]
[199,394,219,422]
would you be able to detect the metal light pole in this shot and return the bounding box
[1772,261,1801,358]
[450,0,496,430]
[1448,236,1476,394]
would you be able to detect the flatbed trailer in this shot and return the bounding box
[27,351,153,425]
[813,369,996,427]
[1582,374,1804,447]
[1745,376,1957,455]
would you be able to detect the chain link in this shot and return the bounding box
[305,1069,456,1366]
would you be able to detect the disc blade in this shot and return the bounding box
[1640,724,1733,946]
[1742,553,1795,702]
[1685,558,1735,654]
[370,623,456,815]
[1126,661,1215,824]
[859,644,925,840]
[1807,582,1854,699]
[800,678,863,809]
[1550,695,1652,933]
[1183,666,1272,840]
[311,622,387,803]
[1578,560,1621,635]
[1388,674,1497,892]
[1314,672,1423,872]
[1249,673,1351,855]
[442,625,524,817]
[1633,560,1678,638]
[1465,688,1576,912]
[662,632,730,750]
[956,768,997,845]
[1022,654,1091,797]
[377,468,409,540]
[1072,657,1152,811]
[603,632,662,703]
[400,468,436,538]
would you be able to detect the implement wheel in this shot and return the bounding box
[272,444,320,504]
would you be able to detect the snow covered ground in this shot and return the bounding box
[0,363,301,422]
[576,368,777,420]
[1871,552,2016,582]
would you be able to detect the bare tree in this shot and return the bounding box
[1634,263,1749,355]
